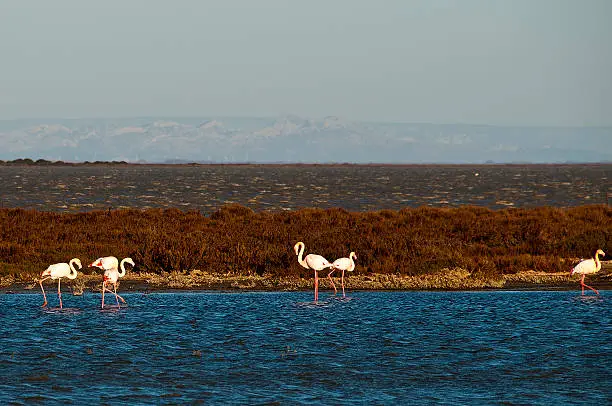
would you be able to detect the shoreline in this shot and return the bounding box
[3,269,610,294]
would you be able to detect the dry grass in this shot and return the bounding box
[1,205,610,291]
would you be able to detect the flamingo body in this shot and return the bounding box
[303,254,333,272]
[330,252,357,297]
[571,258,601,276]
[332,253,357,273]
[103,268,121,285]
[570,249,605,295]
[294,242,333,302]
[90,256,134,308]
[42,262,80,280]
[39,258,81,308]
[90,256,119,272]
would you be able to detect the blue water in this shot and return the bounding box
[0,291,610,405]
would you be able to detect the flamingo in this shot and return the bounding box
[39,258,82,309]
[329,252,357,298]
[570,249,606,295]
[89,256,135,308]
[294,242,333,302]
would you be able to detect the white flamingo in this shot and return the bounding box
[329,252,357,298]
[294,242,333,302]
[570,249,606,295]
[39,258,82,309]
[90,256,135,308]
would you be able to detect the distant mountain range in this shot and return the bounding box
[0,116,610,163]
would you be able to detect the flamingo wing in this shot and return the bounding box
[102,257,119,270]
[572,259,597,275]
[305,254,332,271]
[332,257,352,270]
[44,263,71,279]
[90,256,117,270]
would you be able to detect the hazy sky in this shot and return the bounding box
[1,0,610,126]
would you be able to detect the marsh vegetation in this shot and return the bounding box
[1,205,610,291]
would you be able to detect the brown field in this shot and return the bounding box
[1,204,611,292]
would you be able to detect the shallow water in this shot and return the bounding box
[1,291,610,405]
[0,164,610,212]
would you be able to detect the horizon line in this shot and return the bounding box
[2,158,611,166]
[0,115,610,129]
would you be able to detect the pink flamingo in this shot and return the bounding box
[294,242,333,302]
[570,249,606,295]
[89,256,135,308]
[39,258,82,308]
[329,252,357,298]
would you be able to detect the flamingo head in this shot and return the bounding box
[596,249,606,257]
[293,242,303,256]
[350,252,357,260]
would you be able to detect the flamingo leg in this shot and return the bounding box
[101,281,106,309]
[341,270,346,298]
[113,283,120,307]
[327,268,337,295]
[114,284,126,303]
[39,277,51,307]
[580,275,599,295]
[57,278,63,309]
[113,283,126,306]
[314,271,319,302]
[102,284,125,305]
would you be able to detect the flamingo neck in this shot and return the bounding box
[297,244,308,268]
[118,259,127,277]
[68,259,79,279]
[594,252,602,271]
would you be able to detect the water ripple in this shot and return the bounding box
[1,291,610,404]
[0,165,609,212]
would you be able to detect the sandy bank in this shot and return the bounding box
[3,268,611,294]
